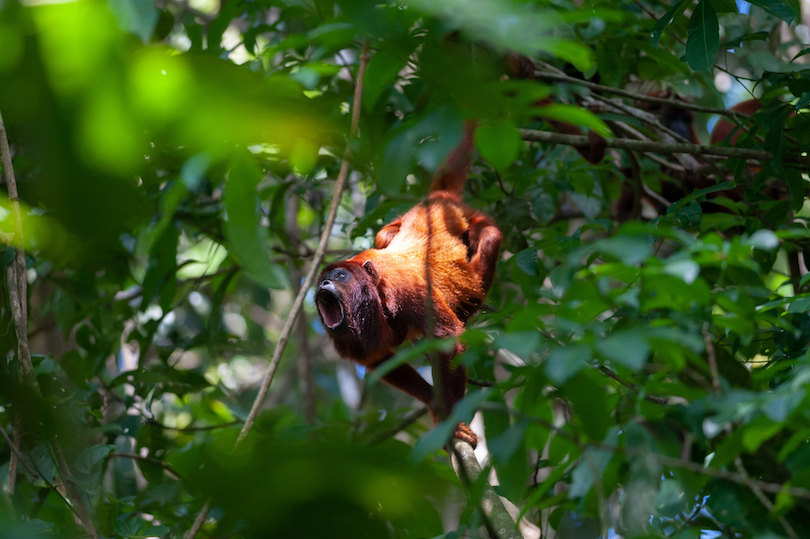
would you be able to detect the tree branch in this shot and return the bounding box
[451,440,525,539]
[519,128,810,168]
[532,70,752,120]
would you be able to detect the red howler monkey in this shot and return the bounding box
[316,122,501,447]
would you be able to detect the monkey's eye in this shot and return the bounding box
[331,269,349,282]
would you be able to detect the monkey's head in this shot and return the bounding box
[316,259,387,360]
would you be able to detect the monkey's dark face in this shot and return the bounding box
[316,265,353,335]
[316,261,383,346]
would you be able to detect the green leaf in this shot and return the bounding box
[674,180,735,210]
[545,345,591,384]
[408,0,594,71]
[225,151,288,289]
[363,50,408,111]
[742,418,782,452]
[597,235,651,265]
[595,332,650,370]
[378,129,418,193]
[115,517,146,538]
[143,525,171,537]
[535,103,612,137]
[487,417,529,501]
[784,168,806,212]
[788,296,810,313]
[139,180,185,256]
[664,258,700,284]
[686,1,719,73]
[568,426,618,497]
[13,520,58,537]
[474,118,520,171]
[107,0,159,42]
[793,48,810,62]
[140,223,179,310]
[708,0,739,12]
[34,357,61,375]
[516,248,540,277]
[763,391,805,422]
[747,0,797,24]
[721,30,769,49]
[650,0,690,49]
[75,444,117,475]
[181,153,212,191]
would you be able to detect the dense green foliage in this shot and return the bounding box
[0,0,809,538]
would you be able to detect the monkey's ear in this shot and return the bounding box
[363,260,379,283]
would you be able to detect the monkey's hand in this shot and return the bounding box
[453,422,478,449]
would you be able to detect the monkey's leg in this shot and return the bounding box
[437,346,478,448]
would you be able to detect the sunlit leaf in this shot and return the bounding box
[474,118,520,171]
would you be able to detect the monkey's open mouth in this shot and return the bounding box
[316,289,346,334]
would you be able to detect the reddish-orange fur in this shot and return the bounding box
[710,99,763,147]
[316,122,501,447]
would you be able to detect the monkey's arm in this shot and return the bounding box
[375,218,402,249]
[467,214,503,291]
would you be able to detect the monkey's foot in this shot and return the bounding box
[453,422,478,449]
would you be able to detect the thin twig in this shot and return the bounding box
[519,128,810,168]
[147,419,241,432]
[591,93,692,145]
[236,38,370,445]
[532,71,754,119]
[53,443,99,539]
[0,422,38,480]
[286,191,316,424]
[734,457,798,539]
[702,324,721,393]
[599,366,670,406]
[367,407,429,446]
[186,499,210,539]
[109,452,181,478]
